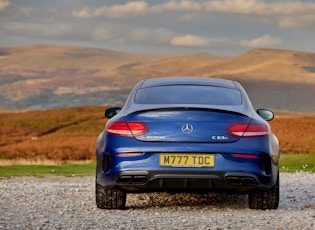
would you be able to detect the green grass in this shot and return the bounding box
[0,154,314,178]
[279,154,315,173]
[0,163,95,178]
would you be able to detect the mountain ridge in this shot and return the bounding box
[0,45,314,112]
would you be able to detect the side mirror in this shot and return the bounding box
[104,107,122,118]
[257,109,274,121]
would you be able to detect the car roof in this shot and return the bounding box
[140,77,237,89]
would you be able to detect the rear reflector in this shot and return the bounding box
[232,154,259,159]
[226,123,270,137]
[106,122,148,136]
[117,153,142,157]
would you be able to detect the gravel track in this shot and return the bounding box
[1,172,314,230]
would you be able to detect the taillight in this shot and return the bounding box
[106,122,148,136]
[226,123,270,137]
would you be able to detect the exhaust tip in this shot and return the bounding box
[118,175,147,184]
[226,176,256,186]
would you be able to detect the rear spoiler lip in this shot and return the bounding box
[122,104,251,117]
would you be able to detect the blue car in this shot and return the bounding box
[96,77,280,210]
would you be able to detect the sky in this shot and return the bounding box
[1,0,315,56]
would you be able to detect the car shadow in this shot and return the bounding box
[126,192,248,210]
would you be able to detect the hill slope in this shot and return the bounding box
[0,45,314,112]
[0,106,314,163]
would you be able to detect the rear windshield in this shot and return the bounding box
[135,85,242,105]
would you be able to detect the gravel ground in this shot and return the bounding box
[0,172,314,230]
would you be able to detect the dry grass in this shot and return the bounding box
[271,112,315,154]
[0,106,106,162]
[0,107,314,165]
[0,159,93,166]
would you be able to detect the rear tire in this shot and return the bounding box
[248,173,279,210]
[95,180,126,209]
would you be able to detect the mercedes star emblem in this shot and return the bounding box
[182,123,193,134]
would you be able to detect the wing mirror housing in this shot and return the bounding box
[104,107,122,118]
[257,109,274,121]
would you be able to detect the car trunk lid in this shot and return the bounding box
[125,109,252,143]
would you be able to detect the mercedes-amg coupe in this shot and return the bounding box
[96,77,280,210]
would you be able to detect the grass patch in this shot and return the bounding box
[0,163,95,178]
[279,154,315,173]
[0,154,314,178]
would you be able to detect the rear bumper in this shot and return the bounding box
[98,170,276,193]
[96,136,279,193]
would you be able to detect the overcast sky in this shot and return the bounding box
[1,0,315,56]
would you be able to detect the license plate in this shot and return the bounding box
[160,153,214,167]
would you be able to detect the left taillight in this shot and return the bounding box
[226,123,270,137]
[106,122,148,136]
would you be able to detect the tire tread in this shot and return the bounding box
[96,181,126,209]
[249,173,279,210]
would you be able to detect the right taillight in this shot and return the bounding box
[226,123,270,137]
[106,122,148,136]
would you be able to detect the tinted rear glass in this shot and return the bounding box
[135,85,242,105]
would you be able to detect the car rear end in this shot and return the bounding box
[96,79,279,194]
[98,110,277,192]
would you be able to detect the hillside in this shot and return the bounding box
[0,45,314,112]
[0,106,314,164]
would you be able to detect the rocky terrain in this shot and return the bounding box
[0,172,314,229]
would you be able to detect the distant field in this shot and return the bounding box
[0,154,314,177]
[0,106,105,163]
[270,112,315,154]
[0,106,314,164]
